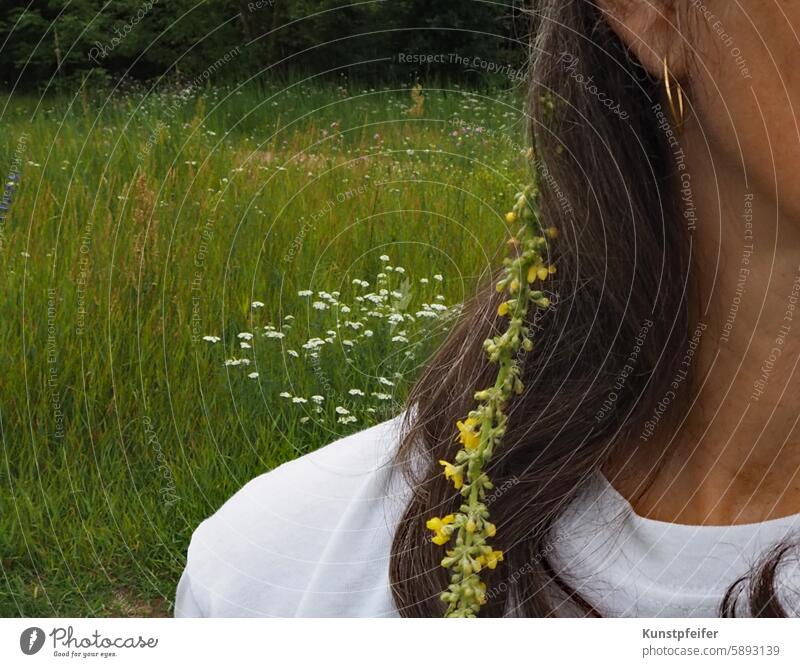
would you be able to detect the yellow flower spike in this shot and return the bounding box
[438,460,463,489]
[456,418,480,450]
[434,177,555,617]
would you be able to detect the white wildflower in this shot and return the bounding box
[302,338,325,350]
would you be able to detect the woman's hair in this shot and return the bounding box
[389,0,792,617]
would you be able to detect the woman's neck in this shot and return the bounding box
[608,131,800,525]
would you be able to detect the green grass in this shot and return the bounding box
[0,77,531,616]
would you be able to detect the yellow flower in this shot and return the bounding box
[485,522,497,538]
[475,581,487,605]
[527,264,553,283]
[439,460,463,489]
[456,418,480,450]
[546,225,559,239]
[426,514,455,546]
[425,514,454,531]
[484,550,504,570]
[505,211,517,224]
[497,301,509,317]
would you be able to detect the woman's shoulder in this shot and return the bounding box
[175,414,408,617]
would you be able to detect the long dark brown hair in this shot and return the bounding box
[389,0,793,617]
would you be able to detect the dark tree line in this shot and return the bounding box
[0,0,530,89]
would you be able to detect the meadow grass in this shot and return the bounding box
[0,78,531,616]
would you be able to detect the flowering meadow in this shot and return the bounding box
[0,80,531,615]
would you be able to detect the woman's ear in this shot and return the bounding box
[597,0,687,78]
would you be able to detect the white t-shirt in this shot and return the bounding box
[175,414,800,617]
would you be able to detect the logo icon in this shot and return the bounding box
[20,627,45,655]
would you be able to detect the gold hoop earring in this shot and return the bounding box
[662,56,685,135]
